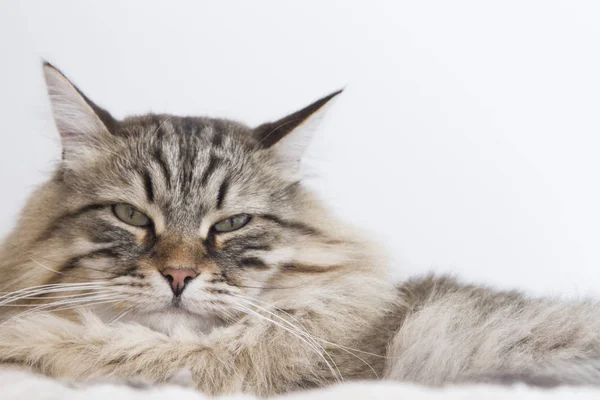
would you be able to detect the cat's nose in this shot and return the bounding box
[161,268,198,296]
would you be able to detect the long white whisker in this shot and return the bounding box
[0,282,110,293]
[27,256,64,275]
[0,286,117,306]
[0,296,128,327]
[17,294,128,310]
[230,294,310,328]
[235,303,342,384]
[0,282,110,300]
[230,294,391,361]
[234,298,344,379]
[109,309,132,324]
[231,294,382,376]
[0,290,122,306]
[1,285,115,298]
[23,299,128,317]
[0,290,119,301]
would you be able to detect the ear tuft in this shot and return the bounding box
[253,89,342,167]
[42,63,116,160]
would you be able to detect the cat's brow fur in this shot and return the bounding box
[1,64,600,396]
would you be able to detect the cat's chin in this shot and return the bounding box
[128,310,224,335]
[93,306,227,335]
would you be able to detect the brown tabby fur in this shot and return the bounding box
[0,64,599,396]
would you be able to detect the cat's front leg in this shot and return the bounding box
[0,311,333,396]
[0,312,187,383]
[182,309,341,396]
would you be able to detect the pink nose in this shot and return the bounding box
[161,268,198,296]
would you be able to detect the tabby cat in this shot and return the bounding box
[0,63,599,396]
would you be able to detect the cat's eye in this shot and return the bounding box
[213,214,251,233]
[112,204,151,227]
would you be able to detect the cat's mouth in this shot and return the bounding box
[170,296,184,308]
[163,301,203,317]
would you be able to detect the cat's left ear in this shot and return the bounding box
[42,62,117,161]
[253,89,342,168]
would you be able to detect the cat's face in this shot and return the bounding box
[1,64,346,332]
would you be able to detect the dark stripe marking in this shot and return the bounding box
[153,148,172,190]
[212,131,223,147]
[87,222,135,244]
[122,265,145,279]
[239,257,270,270]
[201,154,221,186]
[60,247,120,272]
[219,233,272,251]
[205,288,232,295]
[260,214,320,236]
[281,263,336,273]
[179,136,199,196]
[242,244,272,251]
[179,118,196,136]
[187,144,199,189]
[143,170,154,202]
[35,204,109,243]
[216,176,230,209]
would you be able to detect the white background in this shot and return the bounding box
[1,1,600,297]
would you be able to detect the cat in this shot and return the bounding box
[0,62,599,396]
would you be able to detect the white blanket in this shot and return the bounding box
[2,369,600,400]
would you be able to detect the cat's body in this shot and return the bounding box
[0,63,599,395]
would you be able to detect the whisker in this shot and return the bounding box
[0,290,121,304]
[0,284,118,306]
[27,256,64,275]
[216,293,392,360]
[0,282,111,301]
[231,294,383,376]
[0,295,128,327]
[46,299,127,315]
[0,283,110,297]
[109,309,132,324]
[0,294,125,307]
[234,303,343,384]
[14,294,127,309]
[0,290,118,304]
[230,293,310,328]
[233,299,341,376]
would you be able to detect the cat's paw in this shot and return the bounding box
[167,368,195,387]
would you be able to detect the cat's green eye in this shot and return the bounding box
[112,204,151,227]
[213,214,251,233]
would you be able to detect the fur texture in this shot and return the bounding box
[0,64,600,396]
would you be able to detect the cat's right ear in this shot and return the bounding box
[42,62,116,161]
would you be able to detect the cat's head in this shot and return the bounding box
[0,63,377,332]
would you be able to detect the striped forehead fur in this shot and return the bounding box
[0,65,372,331]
